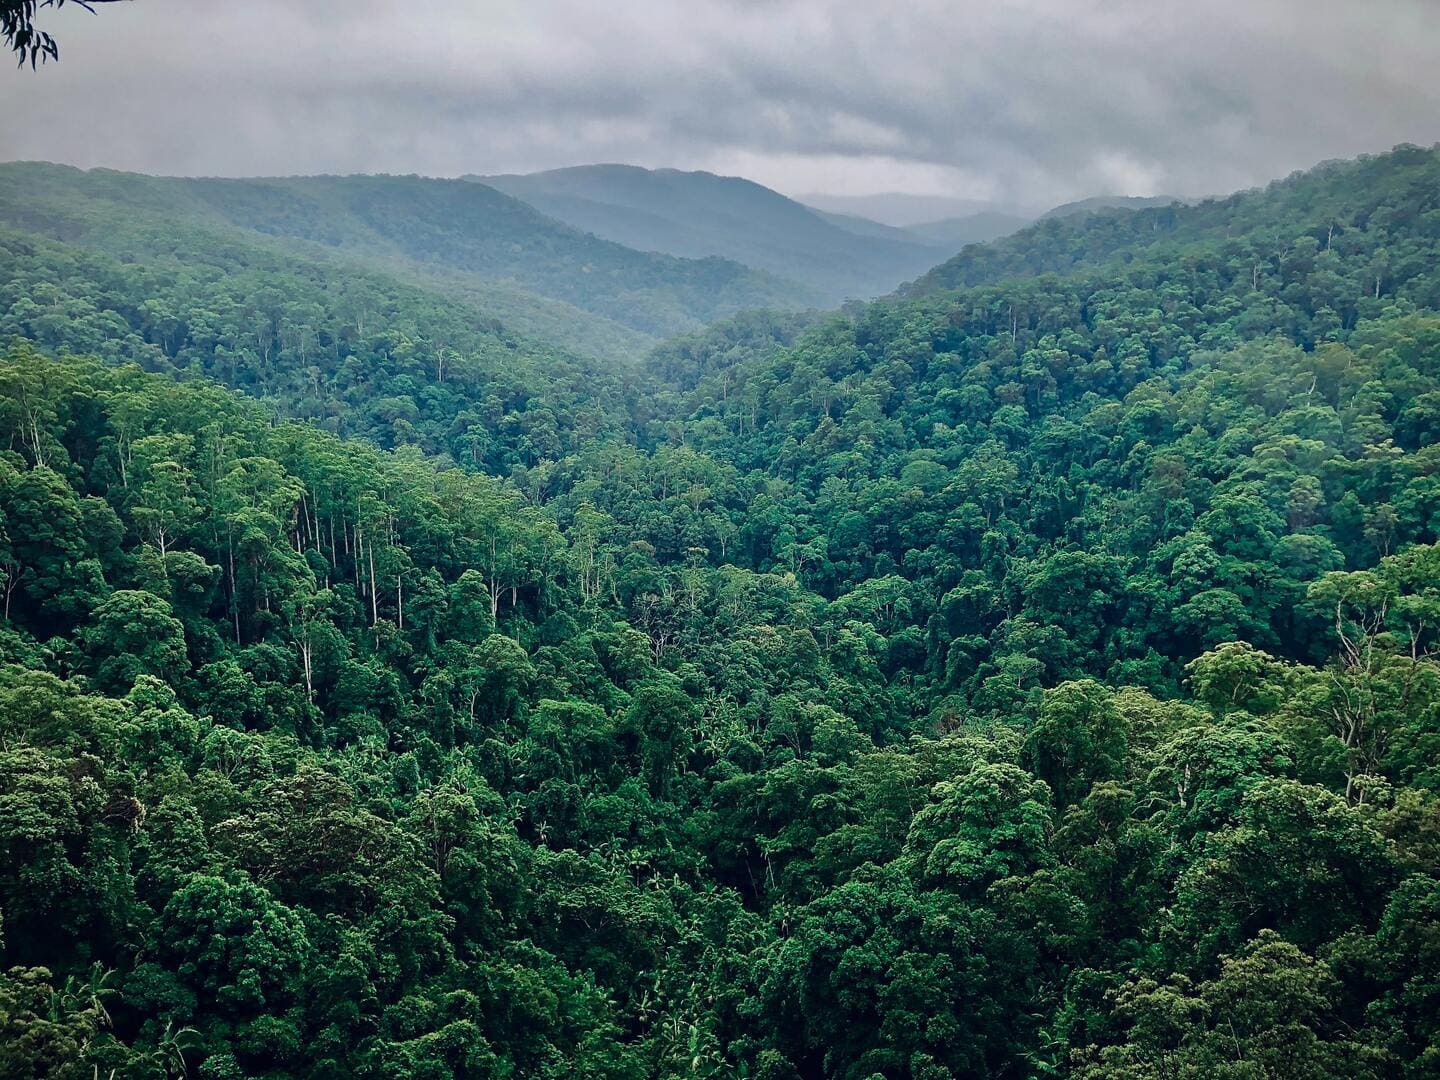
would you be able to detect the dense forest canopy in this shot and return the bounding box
[0,143,1438,1079]
[0,163,811,361]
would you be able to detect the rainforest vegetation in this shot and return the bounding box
[1,144,1439,1078]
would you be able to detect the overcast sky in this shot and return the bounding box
[2,0,1438,210]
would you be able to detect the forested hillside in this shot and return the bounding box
[0,163,808,357]
[0,220,652,475]
[907,144,1439,299]
[2,145,1439,1079]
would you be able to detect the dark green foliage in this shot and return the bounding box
[0,162,807,355]
[907,143,1440,302]
[0,214,646,473]
[0,143,1438,1077]
[2,0,120,68]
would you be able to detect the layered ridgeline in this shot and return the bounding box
[905,144,1439,296]
[899,209,1034,249]
[796,190,1034,251]
[0,207,649,475]
[0,163,807,359]
[474,164,952,303]
[1,144,1440,1079]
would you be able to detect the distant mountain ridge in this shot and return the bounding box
[471,164,950,303]
[794,190,1005,226]
[0,159,1222,361]
[902,211,1034,248]
[0,163,812,356]
[808,208,928,244]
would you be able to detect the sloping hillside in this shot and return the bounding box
[0,201,651,472]
[906,144,1440,296]
[476,164,946,302]
[0,163,807,349]
[902,210,1032,247]
[796,189,1000,225]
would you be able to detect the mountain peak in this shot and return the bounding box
[472,163,955,302]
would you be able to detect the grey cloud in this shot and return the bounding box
[1,0,1437,208]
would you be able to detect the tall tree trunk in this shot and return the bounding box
[368,541,379,625]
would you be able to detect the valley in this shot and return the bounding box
[1,139,1438,1077]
